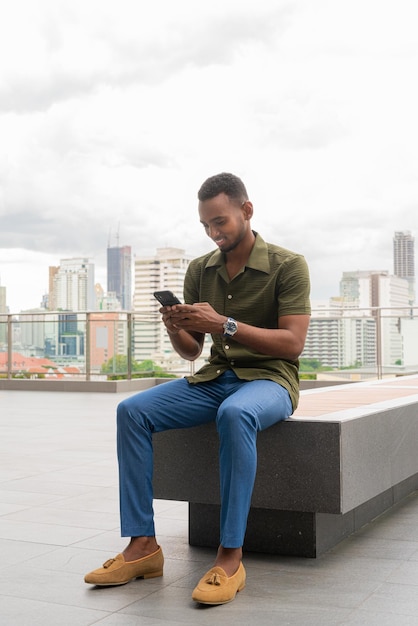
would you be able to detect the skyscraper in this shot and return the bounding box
[393,230,415,304]
[50,258,95,311]
[0,283,7,346]
[0,283,6,313]
[132,247,190,367]
[107,245,132,310]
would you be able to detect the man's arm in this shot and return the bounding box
[161,306,205,361]
[223,314,310,361]
[167,303,310,361]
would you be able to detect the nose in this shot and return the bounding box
[208,225,220,239]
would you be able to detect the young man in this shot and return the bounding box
[85,172,311,605]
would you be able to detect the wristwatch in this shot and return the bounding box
[223,317,238,337]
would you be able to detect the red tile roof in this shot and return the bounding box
[0,352,81,377]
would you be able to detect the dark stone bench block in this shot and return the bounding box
[152,394,418,557]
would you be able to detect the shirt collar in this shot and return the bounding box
[205,232,270,274]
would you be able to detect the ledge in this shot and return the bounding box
[0,377,350,393]
[0,377,171,393]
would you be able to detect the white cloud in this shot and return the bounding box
[1,0,417,311]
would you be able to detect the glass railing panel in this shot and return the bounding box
[2,306,417,382]
[301,306,418,381]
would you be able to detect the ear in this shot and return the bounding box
[242,201,253,220]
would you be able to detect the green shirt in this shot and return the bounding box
[184,232,311,411]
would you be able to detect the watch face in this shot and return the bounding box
[224,318,238,335]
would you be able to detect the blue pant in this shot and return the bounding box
[117,370,292,548]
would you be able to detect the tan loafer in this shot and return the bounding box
[84,546,164,586]
[192,562,246,605]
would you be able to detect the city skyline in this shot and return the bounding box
[2,237,416,377]
[0,229,415,314]
[1,1,418,312]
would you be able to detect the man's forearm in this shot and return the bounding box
[227,315,310,361]
[168,329,204,361]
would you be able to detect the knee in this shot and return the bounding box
[116,397,140,427]
[217,405,257,436]
[116,396,150,434]
[117,398,126,414]
[116,399,129,428]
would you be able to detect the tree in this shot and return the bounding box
[101,355,175,378]
[299,358,322,371]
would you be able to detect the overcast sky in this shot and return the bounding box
[1,0,417,312]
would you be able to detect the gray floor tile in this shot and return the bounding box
[386,559,418,585]
[0,538,58,568]
[328,535,418,561]
[91,615,186,626]
[3,504,120,530]
[0,564,160,613]
[0,488,65,507]
[342,609,418,625]
[0,502,28,515]
[358,581,418,617]
[1,596,109,626]
[0,517,103,545]
[120,584,352,625]
[51,486,120,513]
[0,477,96,496]
[1,389,418,626]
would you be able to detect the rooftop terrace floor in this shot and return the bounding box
[0,386,418,625]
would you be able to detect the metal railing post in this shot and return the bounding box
[85,313,91,381]
[7,314,12,379]
[375,307,382,380]
[127,312,132,380]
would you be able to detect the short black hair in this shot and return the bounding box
[198,172,248,204]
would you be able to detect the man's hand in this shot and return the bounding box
[162,302,225,335]
[158,304,207,361]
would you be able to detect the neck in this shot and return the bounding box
[225,229,256,266]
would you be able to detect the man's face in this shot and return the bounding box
[198,193,250,254]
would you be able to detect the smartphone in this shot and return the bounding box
[153,290,182,306]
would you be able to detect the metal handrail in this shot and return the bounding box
[1,306,417,381]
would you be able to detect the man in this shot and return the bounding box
[85,172,311,605]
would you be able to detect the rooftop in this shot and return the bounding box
[1,388,417,625]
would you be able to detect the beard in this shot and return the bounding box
[215,224,248,253]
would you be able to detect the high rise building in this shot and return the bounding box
[107,245,132,310]
[303,270,411,370]
[48,266,59,310]
[50,258,95,311]
[393,230,415,304]
[0,283,7,346]
[340,270,410,309]
[343,270,409,366]
[302,315,376,369]
[132,247,191,368]
[0,283,6,313]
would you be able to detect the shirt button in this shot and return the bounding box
[225,344,230,350]
[216,369,221,374]
[227,294,233,299]
[230,360,235,365]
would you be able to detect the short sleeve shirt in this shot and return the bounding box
[183,232,311,410]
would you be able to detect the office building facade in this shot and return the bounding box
[49,258,95,311]
[303,270,411,370]
[107,245,132,310]
[132,247,191,368]
[393,230,415,304]
[0,284,7,346]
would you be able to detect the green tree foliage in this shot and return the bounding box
[101,355,175,378]
[299,358,322,371]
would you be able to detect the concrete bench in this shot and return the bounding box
[153,375,418,557]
